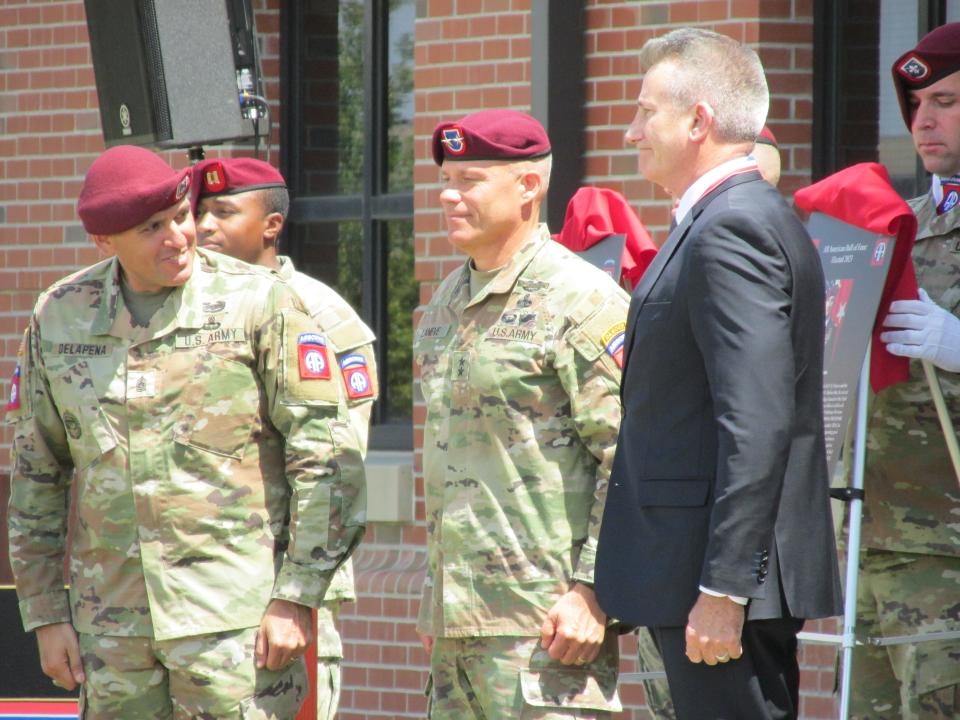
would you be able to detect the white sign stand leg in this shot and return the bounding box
[921,359,960,485]
[836,347,872,719]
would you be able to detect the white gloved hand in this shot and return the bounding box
[881,288,960,372]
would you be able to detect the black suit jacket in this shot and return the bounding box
[596,171,843,627]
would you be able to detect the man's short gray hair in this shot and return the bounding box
[639,28,768,144]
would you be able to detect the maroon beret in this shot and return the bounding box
[192,158,286,202]
[432,109,551,166]
[77,145,191,235]
[755,125,778,148]
[892,22,960,128]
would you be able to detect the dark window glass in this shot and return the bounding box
[815,1,958,198]
[291,221,363,312]
[387,0,415,193]
[383,219,415,423]
[295,3,362,196]
[877,2,919,193]
[284,0,415,449]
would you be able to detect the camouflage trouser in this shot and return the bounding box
[78,627,308,719]
[316,658,341,720]
[426,634,621,719]
[315,604,343,720]
[635,628,676,720]
[849,550,960,719]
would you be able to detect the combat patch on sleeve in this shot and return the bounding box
[601,322,626,369]
[282,310,340,404]
[339,349,378,401]
[566,293,629,370]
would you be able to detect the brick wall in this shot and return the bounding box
[0,0,838,718]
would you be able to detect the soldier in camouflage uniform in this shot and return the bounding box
[414,109,627,718]
[4,146,366,719]
[849,23,960,719]
[193,157,378,720]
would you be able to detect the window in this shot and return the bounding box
[282,0,415,449]
[814,0,960,197]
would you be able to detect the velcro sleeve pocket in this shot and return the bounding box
[50,362,118,470]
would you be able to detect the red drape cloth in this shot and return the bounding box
[794,162,919,392]
[552,186,658,286]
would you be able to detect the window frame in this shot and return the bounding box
[280,0,414,450]
[812,0,950,195]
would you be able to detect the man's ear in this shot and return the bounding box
[91,234,115,256]
[689,101,714,143]
[519,170,542,203]
[263,212,285,245]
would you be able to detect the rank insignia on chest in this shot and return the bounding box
[298,332,331,380]
[340,353,374,399]
[6,365,20,411]
[127,370,157,399]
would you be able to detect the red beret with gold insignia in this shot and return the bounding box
[432,109,552,166]
[77,145,190,235]
[892,22,960,128]
[192,157,286,202]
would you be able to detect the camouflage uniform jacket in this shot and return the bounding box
[414,225,629,638]
[861,193,960,556]
[7,248,366,640]
[277,255,378,656]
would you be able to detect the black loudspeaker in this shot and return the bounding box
[83,0,266,150]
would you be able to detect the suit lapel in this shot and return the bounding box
[621,170,764,373]
[621,212,694,370]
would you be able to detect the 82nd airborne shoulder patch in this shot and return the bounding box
[340,353,374,399]
[298,333,331,380]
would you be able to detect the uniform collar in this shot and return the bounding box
[912,190,960,241]
[90,251,207,339]
[462,223,551,308]
[275,255,296,280]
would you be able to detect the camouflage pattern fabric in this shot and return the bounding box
[277,256,376,668]
[78,627,307,719]
[277,255,378,461]
[6,248,366,640]
[427,634,621,718]
[849,550,960,720]
[315,605,343,719]
[413,225,628,639]
[849,194,960,715]
[315,656,342,720]
[635,628,676,720]
[860,193,960,556]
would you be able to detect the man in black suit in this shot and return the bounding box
[595,28,843,719]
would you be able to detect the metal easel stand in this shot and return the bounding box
[795,354,960,719]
